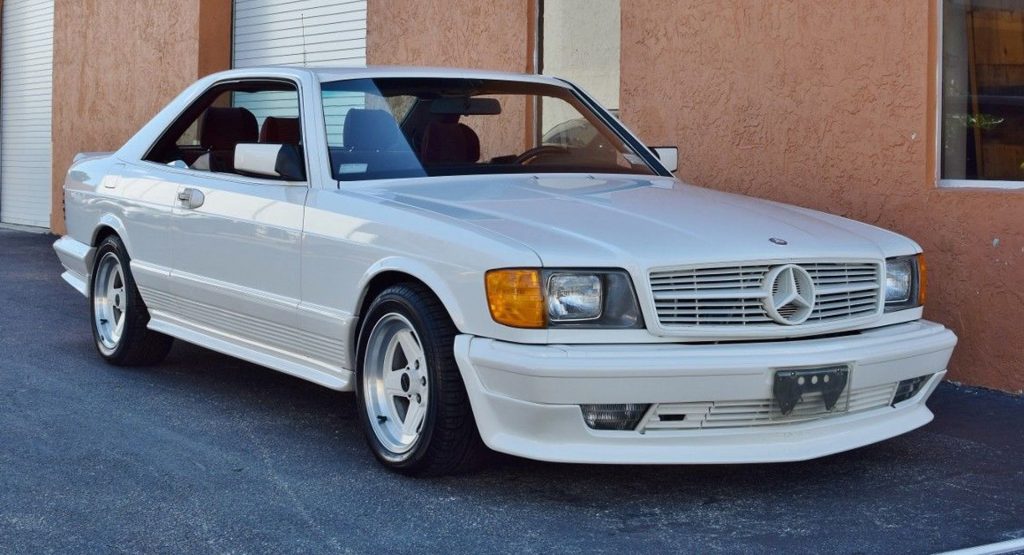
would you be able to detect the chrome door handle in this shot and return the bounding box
[178,188,205,209]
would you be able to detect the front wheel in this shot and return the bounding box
[90,235,173,366]
[355,283,487,476]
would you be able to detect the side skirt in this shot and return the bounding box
[147,311,354,391]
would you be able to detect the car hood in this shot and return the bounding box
[354,174,918,269]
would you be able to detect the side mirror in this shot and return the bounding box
[650,146,678,173]
[234,143,305,181]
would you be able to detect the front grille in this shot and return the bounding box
[650,261,881,328]
[638,381,897,432]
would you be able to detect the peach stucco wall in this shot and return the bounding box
[50,0,231,234]
[620,1,1023,391]
[367,0,538,159]
[367,0,535,72]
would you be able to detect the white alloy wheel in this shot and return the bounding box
[87,234,172,366]
[362,313,430,454]
[92,252,128,354]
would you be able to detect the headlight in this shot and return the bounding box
[485,268,644,329]
[884,254,925,311]
[885,257,913,303]
[547,273,602,321]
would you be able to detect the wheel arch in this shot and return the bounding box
[350,260,467,368]
[91,214,131,254]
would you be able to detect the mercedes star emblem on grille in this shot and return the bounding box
[763,264,816,325]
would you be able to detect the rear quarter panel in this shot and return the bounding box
[63,155,121,247]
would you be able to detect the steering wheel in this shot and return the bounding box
[513,145,570,165]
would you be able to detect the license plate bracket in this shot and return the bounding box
[773,365,850,416]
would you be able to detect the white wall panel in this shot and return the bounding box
[232,0,366,68]
[1,0,55,228]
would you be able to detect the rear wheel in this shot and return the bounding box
[90,235,173,366]
[356,283,487,476]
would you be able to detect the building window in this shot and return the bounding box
[940,0,1024,188]
[539,0,621,131]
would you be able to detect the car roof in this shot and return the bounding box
[206,65,571,87]
[114,66,579,162]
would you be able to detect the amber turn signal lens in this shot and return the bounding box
[485,269,546,328]
[917,253,927,306]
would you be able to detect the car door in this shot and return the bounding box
[168,171,307,351]
[163,80,309,356]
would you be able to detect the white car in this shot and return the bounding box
[54,67,957,475]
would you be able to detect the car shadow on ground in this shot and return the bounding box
[98,337,1023,553]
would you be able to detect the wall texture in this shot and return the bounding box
[367,0,534,72]
[50,0,231,234]
[621,0,1023,391]
[367,0,537,156]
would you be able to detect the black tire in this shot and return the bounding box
[89,235,173,366]
[355,283,488,476]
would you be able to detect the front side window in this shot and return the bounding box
[320,78,656,181]
[145,81,303,180]
[941,0,1024,185]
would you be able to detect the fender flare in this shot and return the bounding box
[93,213,132,254]
[355,256,469,330]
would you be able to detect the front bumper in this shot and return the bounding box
[53,236,94,297]
[453,320,957,464]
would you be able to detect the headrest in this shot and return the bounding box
[260,116,301,145]
[343,109,406,151]
[420,122,480,165]
[201,107,258,151]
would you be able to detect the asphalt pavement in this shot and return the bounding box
[1,228,1022,554]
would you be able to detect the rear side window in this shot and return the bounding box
[145,81,303,180]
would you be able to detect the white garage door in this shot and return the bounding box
[232,0,366,68]
[0,0,54,228]
[232,0,367,145]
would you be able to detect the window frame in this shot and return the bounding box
[935,0,1024,190]
[140,77,311,186]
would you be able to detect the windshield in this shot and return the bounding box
[320,77,657,181]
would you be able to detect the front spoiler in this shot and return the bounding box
[453,321,956,464]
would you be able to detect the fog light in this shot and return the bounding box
[580,404,650,430]
[893,375,931,405]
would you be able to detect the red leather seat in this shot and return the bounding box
[197,107,258,172]
[420,120,480,165]
[259,116,301,145]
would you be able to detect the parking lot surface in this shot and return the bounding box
[1,229,1022,554]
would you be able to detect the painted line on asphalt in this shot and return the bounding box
[935,538,1024,555]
